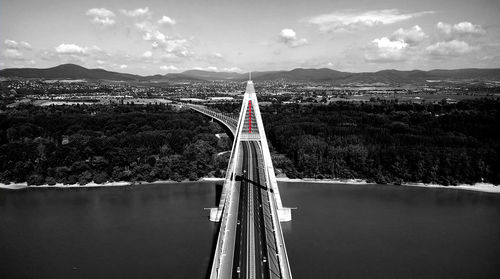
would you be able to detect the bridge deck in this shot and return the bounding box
[233,141,282,279]
[184,82,292,279]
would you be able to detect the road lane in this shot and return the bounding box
[232,141,280,279]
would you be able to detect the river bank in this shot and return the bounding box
[0,178,225,190]
[276,177,500,193]
[1,177,498,194]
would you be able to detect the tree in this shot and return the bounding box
[79,171,93,185]
[27,174,45,186]
[45,176,57,186]
[93,171,108,184]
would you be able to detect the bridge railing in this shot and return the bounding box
[185,104,241,278]
[183,104,238,133]
[258,142,293,279]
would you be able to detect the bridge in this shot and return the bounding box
[186,80,293,279]
[185,104,238,136]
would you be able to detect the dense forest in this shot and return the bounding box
[1,99,499,186]
[0,104,232,185]
[211,98,500,185]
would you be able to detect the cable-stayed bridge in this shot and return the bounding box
[185,80,293,279]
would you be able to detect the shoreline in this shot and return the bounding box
[1,177,498,194]
[0,177,225,190]
[276,177,500,193]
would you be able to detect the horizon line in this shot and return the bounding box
[1,63,500,77]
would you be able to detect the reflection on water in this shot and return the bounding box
[1,182,500,279]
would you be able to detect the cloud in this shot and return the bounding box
[20,41,32,49]
[364,25,431,63]
[119,64,128,69]
[4,39,32,49]
[160,65,179,71]
[86,8,116,26]
[142,50,153,58]
[121,7,150,17]
[133,19,192,58]
[55,44,87,54]
[193,66,218,71]
[390,25,426,46]
[278,29,308,48]
[373,37,408,50]
[4,40,18,48]
[3,40,33,62]
[3,49,24,60]
[158,16,176,25]
[149,35,191,57]
[306,9,434,32]
[365,37,409,62]
[426,40,477,56]
[221,67,242,72]
[161,38,191,56]
[47,44,105,64]
[436,21,485,37]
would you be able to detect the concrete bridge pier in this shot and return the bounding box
[209,207,223,222]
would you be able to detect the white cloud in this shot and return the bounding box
[213,52,223,58]
[119,64,128,69]
[454,22,485,34]
[365,37,409,62]
[193,66,218,71]
[102,7,192,62]
[4,39,32,49]
[160,38,191,57]
[86,8,116,26]
[278,28,308,48]
[121,7,150,17]
[3,49,23,60]
[426,40,477,56]
[4,40,18,48]
[437,21,485,36]
[55,44,87,54]
[436,22,452,34]
[390,25,426,46]
[41,44,105,64]
[221,67,242,72]
[20,41,32,49]
[133,20,192,58]
[158,16,176,25]
[280,29,296,40]
[307,9,434,32]
[160,65,179,71]
[373,37,408,50]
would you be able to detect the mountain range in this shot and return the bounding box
[1,64,500,84]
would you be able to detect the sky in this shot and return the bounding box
[1,0,500,75]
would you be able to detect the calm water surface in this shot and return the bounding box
[1,182,499,279]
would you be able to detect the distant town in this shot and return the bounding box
[2,74,500,109]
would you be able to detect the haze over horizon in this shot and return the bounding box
[1,0,500,75]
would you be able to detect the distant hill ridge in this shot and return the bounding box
[1,63,499,83]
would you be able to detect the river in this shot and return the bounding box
[1,182,499,278]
